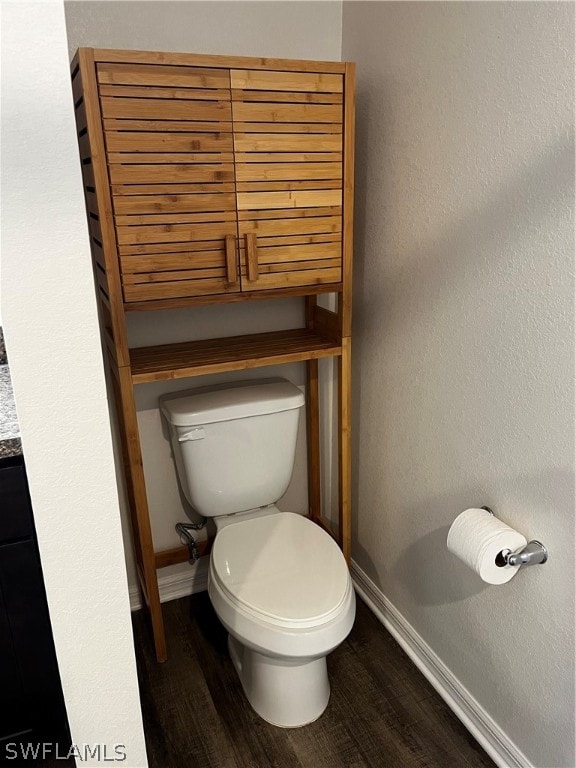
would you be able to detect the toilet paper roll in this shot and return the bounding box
[447,508,528,585]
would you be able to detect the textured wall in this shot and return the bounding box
[341,2,574,766]
[1,2,147,765]
[64,1,343,587]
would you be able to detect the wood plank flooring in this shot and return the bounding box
[132,593,495,768]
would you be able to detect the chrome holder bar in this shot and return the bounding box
[500,541,548,567]
[480,507,548,569]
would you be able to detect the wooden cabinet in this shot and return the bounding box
[79,55,347,307]
[231,68,344,292]
[98,62,238,303]
[71,48,354,662]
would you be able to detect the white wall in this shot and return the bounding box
[64,1,343,590]
[342,3,574,767]
[1,2,148,765]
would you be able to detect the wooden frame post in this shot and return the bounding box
[337,338,352,563]
[305,297,322,524]
[111,364,167,662]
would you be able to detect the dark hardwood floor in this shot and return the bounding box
[132,593,495,768]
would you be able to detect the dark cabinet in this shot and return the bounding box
[0,456,71,764]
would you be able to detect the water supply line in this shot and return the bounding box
[175,519,206,563]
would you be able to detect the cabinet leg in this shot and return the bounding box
[111,363,167,662]
[305,296,322,525]
[338,337,352,563]
[306,358,321,523]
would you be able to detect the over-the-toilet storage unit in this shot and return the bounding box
[71,48,355,662]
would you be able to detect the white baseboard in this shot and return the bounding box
[129,560,208,611]
[350,561,532,768]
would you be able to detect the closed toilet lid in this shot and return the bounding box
[211,513,351,628]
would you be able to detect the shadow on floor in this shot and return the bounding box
[132,593,495,768]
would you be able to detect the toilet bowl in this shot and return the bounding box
[160,379,356,727]
[209,509,355,727]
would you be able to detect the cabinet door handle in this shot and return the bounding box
[245,233,259,281]
[225,235,238,286]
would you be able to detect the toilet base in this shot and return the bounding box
[228,635,330,728]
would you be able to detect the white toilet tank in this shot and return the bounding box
[160,378,304,518]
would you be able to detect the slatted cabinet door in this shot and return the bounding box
[97,62,240,303]
[231,69,344,291]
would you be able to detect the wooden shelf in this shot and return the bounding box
[130,328,342,384]
[155,541,213,569]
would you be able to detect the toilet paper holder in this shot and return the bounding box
[481,507,548,568]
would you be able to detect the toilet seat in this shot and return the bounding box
[210,512,351,630]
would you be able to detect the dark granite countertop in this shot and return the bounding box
[0,327,6,366]
[0,329,23,459]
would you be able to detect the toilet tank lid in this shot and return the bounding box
[160,378,304,427]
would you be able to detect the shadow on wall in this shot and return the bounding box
[352,492,492,607]
[349,84,371,311]
[354,466,573,609]
[349,85,371,547]
[159,411,205,526]
[393,525,487,605]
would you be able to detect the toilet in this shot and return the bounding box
[160,378,355,728]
